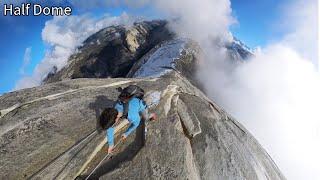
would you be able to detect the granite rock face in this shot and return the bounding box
[0,72,284,180]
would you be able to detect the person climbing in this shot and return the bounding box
[99,85,156,154]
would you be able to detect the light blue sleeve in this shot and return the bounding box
[114,102,123,113]
[139,100,147,113]
[106,127,114,146]
[124,120,140,137]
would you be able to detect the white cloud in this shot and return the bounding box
[20,47,31,75]
[196,0,320,179]
[14,12,137,90]
[279,0,319,69]
[70,0,235,44]
[201,44,320,179]
[153,0,234,44]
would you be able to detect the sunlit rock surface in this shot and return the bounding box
[0,72,284,179]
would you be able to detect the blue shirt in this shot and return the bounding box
[114,97,147,136]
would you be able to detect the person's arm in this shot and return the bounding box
[115,112,122,123]
[140,108,149,121]
[114,102,124,123]
[138,100,148,122]
[106,127,116,153]
[123,120,140,137]
[106,127,114,146]
[139,100,156,122]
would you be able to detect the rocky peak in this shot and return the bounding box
[43,20,175,83]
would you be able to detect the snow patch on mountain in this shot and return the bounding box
[232,37,253,54]
[224,37,253,60]
[132,39,188,78]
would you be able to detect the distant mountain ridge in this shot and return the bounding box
[43,20,252,84]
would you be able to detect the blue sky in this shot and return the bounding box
[231,0,287,47]
[0,0,289,94]
[0,15,48,94]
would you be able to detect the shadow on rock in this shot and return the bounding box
[89,95,115,133]
[88,119,146,179]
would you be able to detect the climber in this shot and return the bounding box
[99,85,156,154]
